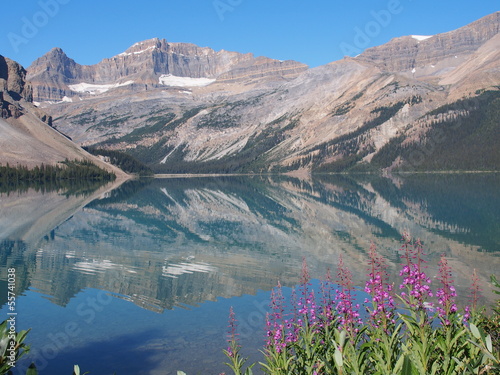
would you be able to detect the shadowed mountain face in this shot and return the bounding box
[1,55,34,118]
[24,12,500,173]
[3,175,499,312]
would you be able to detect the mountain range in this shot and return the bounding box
[3,11,500,174]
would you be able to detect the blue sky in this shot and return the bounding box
[1,0,498,69]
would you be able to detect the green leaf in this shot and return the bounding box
[73,364,80,375]
[177,372,187,375]
[339,330,346,347]
[334,348,343,368]
[0,336,9,354]
[16,329,31,344]
[469,323,481,339]
[401,355,413,375]
[485,335,493,353]
[491,275,500,287]
[430,360,440,375]
[393,353,406,373]
[449,328,468,348]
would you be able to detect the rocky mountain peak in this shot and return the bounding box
[115,38,166,58]
[48,47,67,58]
[29,47,80,80]
[357,11,500,73]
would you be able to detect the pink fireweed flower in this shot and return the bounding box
[267,282,285,347]
[270,281,285,323]
[336,255,362,333]
[469,269,482,311]
[463,305,471,323]
[287,286,301,342]
[319,268,335,325]
[265,314,287,353]
[226,306,239,357]
[297,257,319,326]
[365,242,395,330]
[463,269,482,323]
[266,282,295,353]
[436,255,457,324]
[399,233,433,309]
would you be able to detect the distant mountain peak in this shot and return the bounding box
[37,47,73,63]
[115,38,166,58]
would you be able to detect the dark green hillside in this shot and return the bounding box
[311,100,411,173]
[84,147,153,176]
[371,90,500,171]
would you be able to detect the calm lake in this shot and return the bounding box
[1,173,499,375]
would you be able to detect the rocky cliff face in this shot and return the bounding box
[0,55,33,118]
[357,11,500,74]
[27,38,308,102]
[22,12,500,174]
[0,55,56,125]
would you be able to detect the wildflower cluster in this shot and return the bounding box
[266,282,287,352]
[399,232,433,310]
[335,255,362,334]
[436,255,458,324]
[223,234,500,375]
[364,242,395,331]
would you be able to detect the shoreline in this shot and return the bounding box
[154,173,258,178]
[153,170,499,178]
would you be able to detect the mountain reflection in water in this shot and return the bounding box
[1,174,499,374]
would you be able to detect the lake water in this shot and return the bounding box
[1,174,499,375]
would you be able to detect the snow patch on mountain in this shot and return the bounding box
[412,35,433,41]
[118,46,157,57]
[68,81,135,94]
[158,74,216,87]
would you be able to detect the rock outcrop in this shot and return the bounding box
[0,55,32,118]
[0,55,32,101]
